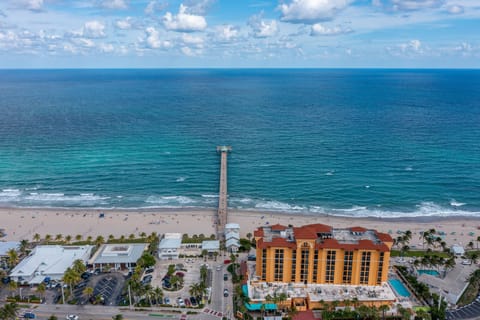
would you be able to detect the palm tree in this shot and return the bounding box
[119,235,125,242]
[37,282,46,301]
[19,239,29,256]
[6,249,19,268]
[379,304,389,320]
[86,235,93,243]
[129,233,135,240]
[154,286,163,305]
[33,233,41,243]
[48,316,58,320]
[55,234,63,242]
[65,235,72,244]
[0,302,20,320]
[470,252,479,265]
[468,241,475,250]
[95,235,105,247]
[83,286,94,299]
[8,281,17,297]
[44,234,52,243]
[75,234,82,242]
[62,267,80,293]
[72,259,87,274]
[108,234,115,242]
[139,232,147,239]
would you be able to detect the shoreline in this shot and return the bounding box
[1,207,480,248]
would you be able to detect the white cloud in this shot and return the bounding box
[144,27,171,49]
[183,0,215,15]
[83,21,106,38]
[182,34,204,46]
[279,0,352,24]
[375,0,445,11]
[216,25,239,42]
[181,46,195,56]
[446,4,464,14]
[145,1,168,15]
[311,23,352,35]
[114,17,132,30]
[248,13,278,38]
[18,0,44,12]
[100,43,115,53]
[101,0,128,9]
[386,39,425,57]
[163,4,207,32]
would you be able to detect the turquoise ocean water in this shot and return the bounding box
[0,69,479,218]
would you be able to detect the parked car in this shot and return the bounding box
[223,289,229,297]
[190,296,197,306]
[1,276,10,284]
[66,315,79,320]
[23,312,36,319]
[177,297,186,307]
[81,272,91,280]
[224,274,228,281]
[145,268,154,274]
[164,297,170,305]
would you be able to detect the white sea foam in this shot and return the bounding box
[450,199,465,207]
[325,170,335,176]
[145,195,195,205]
[24,192,109,203]
[201,194,219,198]
[176,177,187,182]
[405,166,413,171]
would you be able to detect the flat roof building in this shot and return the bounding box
[9,245,93,284]
[89,243,148,271]
[159,233,182,260]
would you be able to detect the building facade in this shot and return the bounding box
[254,223,393,286]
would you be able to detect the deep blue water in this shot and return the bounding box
[0,69,479,217]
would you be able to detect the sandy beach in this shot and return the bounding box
[1,207,480,248]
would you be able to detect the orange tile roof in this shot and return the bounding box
[375,231,394,242]
[350,226,368,232]
[293,310,320,320]
[294,223,333,239]
[257,237,297,249]
[271,224,288,231]
[315,238,389,252]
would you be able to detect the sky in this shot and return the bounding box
[0,0,479,68]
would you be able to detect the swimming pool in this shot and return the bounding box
[418,269,440,277]
[388,279,411,297]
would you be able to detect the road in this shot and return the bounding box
[15,263,237,320]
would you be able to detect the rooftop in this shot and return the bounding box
[246,280,395,303]
[90,243,148,265]
[255,223,392,251]
[10,245,93,281]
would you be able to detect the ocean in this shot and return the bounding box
[0,69,479,218]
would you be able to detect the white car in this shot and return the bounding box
[66,315,79,320]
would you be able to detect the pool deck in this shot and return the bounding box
[391,256,477,306]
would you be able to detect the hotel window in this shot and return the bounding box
[325,250,336,283]
[291,249,297,282]
[261,249,267,281]
[274,249,284,282]
[376,252,384,285]
[312,250,319,283]
[360,251,371,284]
[343,251,353,284]
[300,243,310,283]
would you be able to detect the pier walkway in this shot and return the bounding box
[216,146,231,238]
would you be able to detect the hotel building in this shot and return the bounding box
[247,223,395,309]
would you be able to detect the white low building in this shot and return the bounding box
[9,245,93,284]
[89,243,148,271]
[159,233,182,260]
[202,240,220,253]
[225,223,240,253]
[451,244,465,256]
